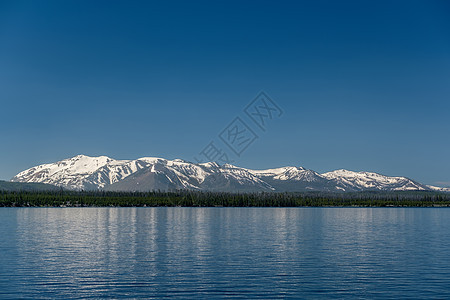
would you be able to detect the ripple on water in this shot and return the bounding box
[1,207,450,298]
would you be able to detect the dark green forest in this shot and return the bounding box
[1,190,450,207]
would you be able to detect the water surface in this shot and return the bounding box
[1,207,450,298]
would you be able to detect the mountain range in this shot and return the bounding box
[10,155,450,193]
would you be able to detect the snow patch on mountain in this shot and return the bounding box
[321,169,428,191]
[12,155,129,190]
[248,166,324,182]
[426,185,450,192]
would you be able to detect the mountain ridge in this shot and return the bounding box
[11,154,450,193]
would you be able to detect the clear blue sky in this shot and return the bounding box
[1,0,449,186]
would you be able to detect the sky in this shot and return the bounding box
[1,0,449,186]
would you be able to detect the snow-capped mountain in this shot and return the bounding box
[426,185,450,193]
[247,166,338,192]
[12,155,149,190]
[11,155,449,193]
[103,160,274,192]
[11,155,274,192]
[321,169,429,192]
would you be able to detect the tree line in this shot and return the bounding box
[1,190,450,207]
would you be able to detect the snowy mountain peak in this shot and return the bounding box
[248,166,318,181]
[137,157,165,164]
[12,155,124,190]
[222,163,240,169]
[199,162,220,168]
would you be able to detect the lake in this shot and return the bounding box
[1,207,450,298]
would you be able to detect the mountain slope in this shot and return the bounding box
[105,162,274,192]
[0,180,61,192]
[321,169,429,192]
[426,185,450,193]
[11,155,158,190]
[248,167,338,192]
[11,154,448,193]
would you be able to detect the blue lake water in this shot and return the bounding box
[1,207,450,299]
